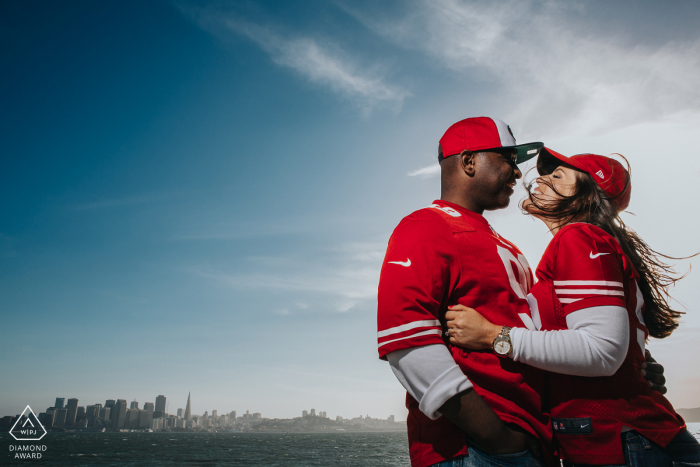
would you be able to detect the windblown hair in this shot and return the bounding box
[522,159,693,339]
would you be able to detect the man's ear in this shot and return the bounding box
[459,150,476,176]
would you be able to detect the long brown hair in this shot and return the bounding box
[522,160,693,339]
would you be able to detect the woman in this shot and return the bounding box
[444,148,700,466]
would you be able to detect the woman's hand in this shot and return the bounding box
[445,305,503,350]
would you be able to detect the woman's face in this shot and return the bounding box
[523,164,579,215]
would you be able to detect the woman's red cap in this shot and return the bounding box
[537,147,631,212]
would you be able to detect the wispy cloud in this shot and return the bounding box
[407,163,440,178]
[191,241,385,313]
[182,6,408,112]
[344,0,700,138]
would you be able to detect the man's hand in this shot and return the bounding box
[641,349,667,394]
[440,389,540,456]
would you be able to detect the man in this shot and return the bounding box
[377,117,667,467]
[377,116,550,467]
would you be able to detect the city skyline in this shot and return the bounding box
[1,392,396,424]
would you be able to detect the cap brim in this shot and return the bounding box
[537,147,587,175]
[513,142,544,164]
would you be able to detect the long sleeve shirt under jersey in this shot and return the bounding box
[387,305,628,419]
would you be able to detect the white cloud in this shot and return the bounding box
[407,163,440,178]
[182,6,408,112]
[345,0,700,139]
[192,241,386,313]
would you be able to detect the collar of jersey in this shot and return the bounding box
[432,200,491,228]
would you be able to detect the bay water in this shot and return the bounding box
[3,424,698,466]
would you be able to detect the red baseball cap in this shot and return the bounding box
[537,147,631,212]
[439,116,544,164]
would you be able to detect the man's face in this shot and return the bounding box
[473,150,522,211]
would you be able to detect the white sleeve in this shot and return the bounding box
[386,344,473,420]
[510,305,629,377]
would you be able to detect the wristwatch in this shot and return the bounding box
[492,326,512,356]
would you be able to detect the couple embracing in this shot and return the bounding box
[376,117,700,467]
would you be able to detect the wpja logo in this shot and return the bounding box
[8,406,47,460]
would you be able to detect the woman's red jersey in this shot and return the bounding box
[530,223,685,464]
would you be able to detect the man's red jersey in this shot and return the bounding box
[377,200,551,467]
[531,223,685,465]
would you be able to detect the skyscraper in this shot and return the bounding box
[143,402,154,412]
[110,399,127,429]
[155,395,166,414]
[130,400,139,410]
[53,409,67,428]
[184,392,191,421]
[54,398,65,409]
[65,398,79,427]
[177,408,183,418]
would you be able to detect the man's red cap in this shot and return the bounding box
[439,116,544,164]
[537,147,632,212]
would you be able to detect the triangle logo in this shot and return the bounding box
[9,406,47,441]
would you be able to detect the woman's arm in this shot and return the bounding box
[510,306,628,376]
[445,305,629,377]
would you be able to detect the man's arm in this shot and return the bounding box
[388,345,532,454]
[440,389,534,455]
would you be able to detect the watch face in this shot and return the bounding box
[494,339,511,355]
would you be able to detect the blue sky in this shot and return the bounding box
[2,0,700,420]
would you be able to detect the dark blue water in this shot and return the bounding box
[1,431,410,466]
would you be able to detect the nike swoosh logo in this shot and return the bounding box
[590,252,611,259]
[580,424,589,428]
[388,259,411,267]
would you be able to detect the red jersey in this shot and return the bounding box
[377,200,552,467]
[531,223,685,465]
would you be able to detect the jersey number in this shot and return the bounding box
[497,245,532,299]
[497,246,541,330]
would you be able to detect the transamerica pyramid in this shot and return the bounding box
[184,392,191,421]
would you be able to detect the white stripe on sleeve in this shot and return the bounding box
[553,280,623,287]
[377,329,442,348]
[377,319,441,338]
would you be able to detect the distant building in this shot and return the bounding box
[184,393,192,421]
[86,405,100,427]
[302,410,308,417]
[99,407,111,421]
[138,410,152,429]
[155,395,166,414]
[151,418,163,430]
[105,400,116,409]
[125,409,140,429]
[336,415,343,422]
[143,402,154,412]
[41,412,54,428]
[54,398,65,409]
[252,413,261,420]
[388,415,395,423]
[53,408,68,428]
[110,400,127,429]
[310,408,316,417]
[177,408,183,418]
[66,398,79,427]
[130,401,139,410]
[229,411,236,421]
[212,410,217,418]
[319,411,327,418]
